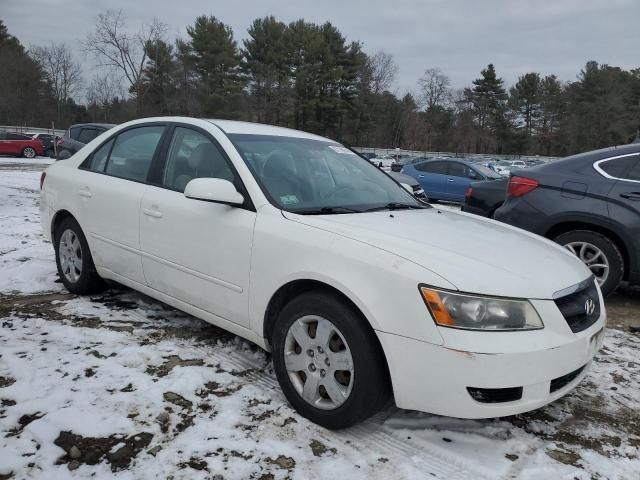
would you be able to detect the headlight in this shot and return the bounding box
[419,286,543,331]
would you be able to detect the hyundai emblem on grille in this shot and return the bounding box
[584,298,596,316]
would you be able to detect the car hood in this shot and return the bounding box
[283,208,591,299]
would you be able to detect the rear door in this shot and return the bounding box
[76,124,167,285]
[413,161,449,199]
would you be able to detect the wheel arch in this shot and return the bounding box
[545,220,631,281]
[51,209,76,239]
[262,278,392,385]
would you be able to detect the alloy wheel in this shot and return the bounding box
[284,315,354,410]
[23,147,36,158]
[59,229,83,283]
[564,241,610,286]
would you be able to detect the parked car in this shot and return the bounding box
[57,123,115,159]
[494,160,519,176]
[40,117,605,429]
[32,133,60,157]
[0,132,45,158]
[374,156,395,171]
[358,152,377,160]
[401,158,503,202]
[391,155,426,172]
[494,143,640,295]
[462,177,508,217]
[386,171,428,201]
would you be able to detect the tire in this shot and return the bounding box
[22,147,36,158]
[54,217,105,294]
[554,230,624,296]
[489,203,503,219]
[57,149,72,160]
[272,290,390,429]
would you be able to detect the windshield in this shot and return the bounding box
[474,164,502,179]
[229,134,423,213]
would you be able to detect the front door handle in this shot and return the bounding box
[78,188,92,198]
[448,178,455,182]
[143,208,163,218]
[620,192,640,201]
[418,174,425,178]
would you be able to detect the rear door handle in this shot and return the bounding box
[620,192,640,201]
[78,188,92,198]
[448,178,455,182]
[418,174,425,178]
[143,208,163,218]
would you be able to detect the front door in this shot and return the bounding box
[605,155,640,276]
[139,126,256,327]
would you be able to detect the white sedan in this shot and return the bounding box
[40,117,606,429]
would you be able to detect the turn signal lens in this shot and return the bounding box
[419,286,543,331]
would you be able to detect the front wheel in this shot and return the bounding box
[554,230,624,296]
[54,217,105,294]
[22,147,36,158]
[272,291,390,429]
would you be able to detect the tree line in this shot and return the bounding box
[1,12,639,157]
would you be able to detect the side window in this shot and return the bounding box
[105,126,164,182]
[447,162,468,178]
[69,127,81,141]
[88,139,114,172]
[417,161,448,174]
[598,156,638,178]
[78,128,98,144]
[162,127,234,192]
[625,160,640,181]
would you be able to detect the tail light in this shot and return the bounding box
[465,185,473,200]
[507,176,539,197]
[40,172,46,190]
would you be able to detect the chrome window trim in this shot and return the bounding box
[593,153,640,184]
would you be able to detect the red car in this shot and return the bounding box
[0,132,45,158]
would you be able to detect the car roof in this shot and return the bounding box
[207,119,336,142]
[69,123,116,129]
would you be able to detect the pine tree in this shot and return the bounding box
[186,15,245,118]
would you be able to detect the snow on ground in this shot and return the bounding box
[0,157,55,167]
[0,167,639,479]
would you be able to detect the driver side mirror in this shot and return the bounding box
[184,178,244,206]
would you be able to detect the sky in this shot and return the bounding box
[2,0,639,96]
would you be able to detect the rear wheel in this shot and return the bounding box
[22,147,36,158]
[54,217,105,294]
[272,291,390,429]
[554,230,623,296]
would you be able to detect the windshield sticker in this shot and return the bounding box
[280,195,299,205]
[329,145,356,155]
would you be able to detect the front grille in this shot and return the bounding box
[554,280,600,333]
[467,386,523,403]
[550,365,585,393]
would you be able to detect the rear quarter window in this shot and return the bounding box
[597,155,639,179]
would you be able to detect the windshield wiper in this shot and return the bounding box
[363,202,428,213]
[292,206,362,215]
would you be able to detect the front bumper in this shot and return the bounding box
[377,302,606,418]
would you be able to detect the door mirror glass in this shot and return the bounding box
[184,178,244,206]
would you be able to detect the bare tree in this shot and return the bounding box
[418,67,451,111]
[367,51,398,94]
[84,9,166,110]
[30,43,83,114]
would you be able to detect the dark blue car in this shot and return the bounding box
[401,159,502,202]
